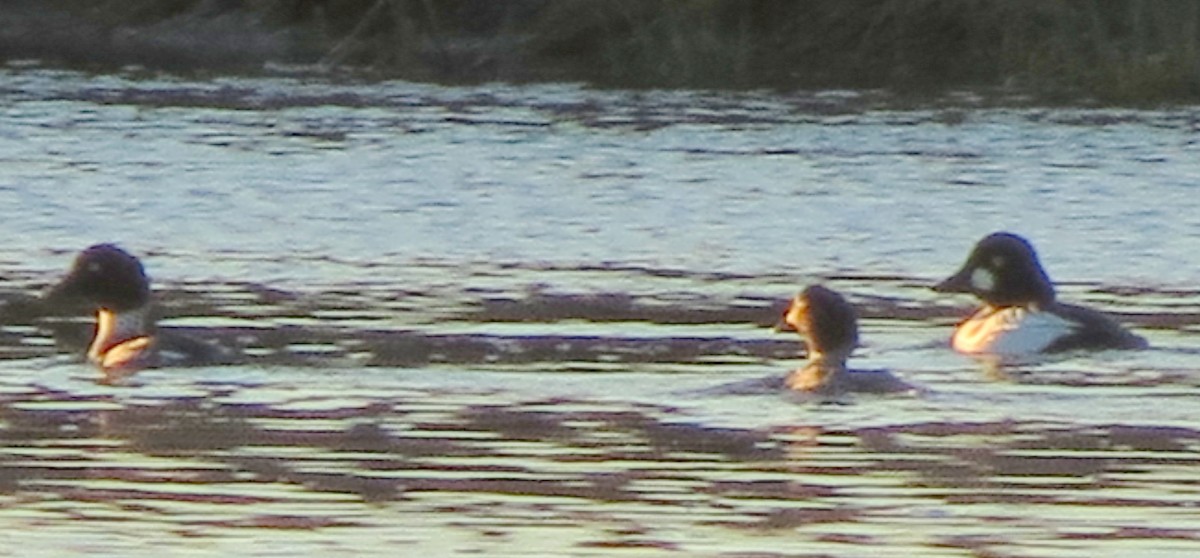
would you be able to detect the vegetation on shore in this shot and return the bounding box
[3,0,1199,103]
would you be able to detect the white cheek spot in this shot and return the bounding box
[971,268,995,292]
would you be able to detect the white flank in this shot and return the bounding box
[88,307,152,364]
[952,306,1076,357]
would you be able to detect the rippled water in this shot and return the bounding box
[2,66,1200,556]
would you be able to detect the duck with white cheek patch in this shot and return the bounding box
[933,232,1147,360]
[44,244,238,380]
[776,285,916,395]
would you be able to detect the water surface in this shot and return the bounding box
[2,67,1200,556]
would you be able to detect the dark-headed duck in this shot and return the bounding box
[45,244,235,378]
[933,232,1146,359]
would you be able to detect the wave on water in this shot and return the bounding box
[2,264,1193,371]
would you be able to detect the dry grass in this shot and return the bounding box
[2,0,1199,102]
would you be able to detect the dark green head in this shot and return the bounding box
[46,244,151,312]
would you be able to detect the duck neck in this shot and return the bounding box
[787,349,850,391]
[88,306,153,364]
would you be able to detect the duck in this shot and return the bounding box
[933,232,1147,359]
[44,243,235,377]
[777,285,914,395]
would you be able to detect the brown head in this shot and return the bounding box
[778,285,859,359]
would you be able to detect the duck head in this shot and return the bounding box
[933,232,1055,307]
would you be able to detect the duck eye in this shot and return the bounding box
[87,262,103,273]
[991,255,1005,268]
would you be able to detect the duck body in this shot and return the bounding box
[785,360,913,395]
[87,305,157,372]
[949,302,1145,357]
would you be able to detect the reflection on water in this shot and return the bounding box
[3,67,1200,555]
[3,384,1200,556]
[3,268,1200,556]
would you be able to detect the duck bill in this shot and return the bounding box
[932,267,972,293]
[43,272,85,305]
[773,317,796,333]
